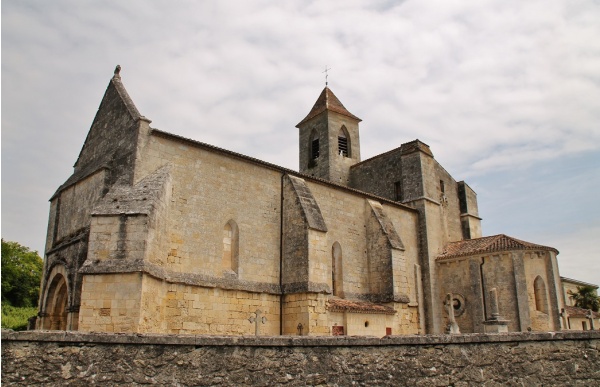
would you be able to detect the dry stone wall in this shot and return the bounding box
[2,330,599,386]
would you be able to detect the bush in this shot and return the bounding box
[1,239,43,307]
[1,303,38,331]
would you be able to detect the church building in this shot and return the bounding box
[36,67,568,336]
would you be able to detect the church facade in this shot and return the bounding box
[36,67,568,336]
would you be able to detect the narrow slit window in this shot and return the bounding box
[534,276,548,313]
[394,181,403,201]
[222,220,239,274]
[440,180,445,193]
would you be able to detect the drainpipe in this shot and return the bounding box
[480,257,487,320]
[279,172,285,335]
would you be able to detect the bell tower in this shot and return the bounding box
[296,87,361,185]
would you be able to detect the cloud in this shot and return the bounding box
[2,0,599,287]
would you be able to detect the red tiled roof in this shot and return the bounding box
[565,305,599,318]
[326,298,396,315]
[296,87,361,127]
[437,234,558,261]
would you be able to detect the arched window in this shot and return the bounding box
[534,276,548,313]
[223,220,239,274]
[310,130,320,160]
[332,242,343,297]
[42,271,68,330]
[338,126,350,157]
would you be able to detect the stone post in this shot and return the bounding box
[586,310,596,330]
[560,308,569,330]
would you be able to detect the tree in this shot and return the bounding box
[1,239,43,307]
[568,285,600,312]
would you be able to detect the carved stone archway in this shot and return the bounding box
[40,266,69,330]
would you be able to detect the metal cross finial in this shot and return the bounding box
[323,65,331,86]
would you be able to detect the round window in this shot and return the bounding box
[451,294,466,317]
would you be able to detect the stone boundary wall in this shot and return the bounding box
[2,330,599,386]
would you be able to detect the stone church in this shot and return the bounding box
[36,66,568,336]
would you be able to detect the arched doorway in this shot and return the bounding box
[42,271,69,330]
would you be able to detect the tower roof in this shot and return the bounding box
[296,87,361,127]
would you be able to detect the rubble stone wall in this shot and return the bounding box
[3,330,599,386]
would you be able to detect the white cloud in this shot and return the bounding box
[2,0,599,287]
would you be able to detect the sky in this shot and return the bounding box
[2,0,599,285]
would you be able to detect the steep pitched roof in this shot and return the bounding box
[51,66,146,200]
[109,66,142,120]
[437,234,558,261]
[296,87,361,127]
[73,66,143,169]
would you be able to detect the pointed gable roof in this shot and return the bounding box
[73,66,145,169]
[296,87,361,127]
[437,234,558,261]
[109,65,142,120]
[51,66,148,199]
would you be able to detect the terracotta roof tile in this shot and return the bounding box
[296,87,361,127]
[326,298,396,315]
[565,305,599,318]
[437,234,558,261]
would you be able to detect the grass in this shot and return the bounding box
[1,303,38,331]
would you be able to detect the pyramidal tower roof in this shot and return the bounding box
[296,87,361,127]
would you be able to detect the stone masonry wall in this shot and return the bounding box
[2,330,599,386]
[305,180,420,304]
[349,147,404,201]
[135,132,282,286]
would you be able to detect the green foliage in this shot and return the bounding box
[568,285,600,312]
[1,239,43,307]
[1,303,38,331]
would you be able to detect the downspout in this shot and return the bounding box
[480,257,487,320]
[279,172,285,335]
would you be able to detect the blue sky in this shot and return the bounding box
[2,0,599,284]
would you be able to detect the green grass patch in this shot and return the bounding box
[1,303,37,331]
